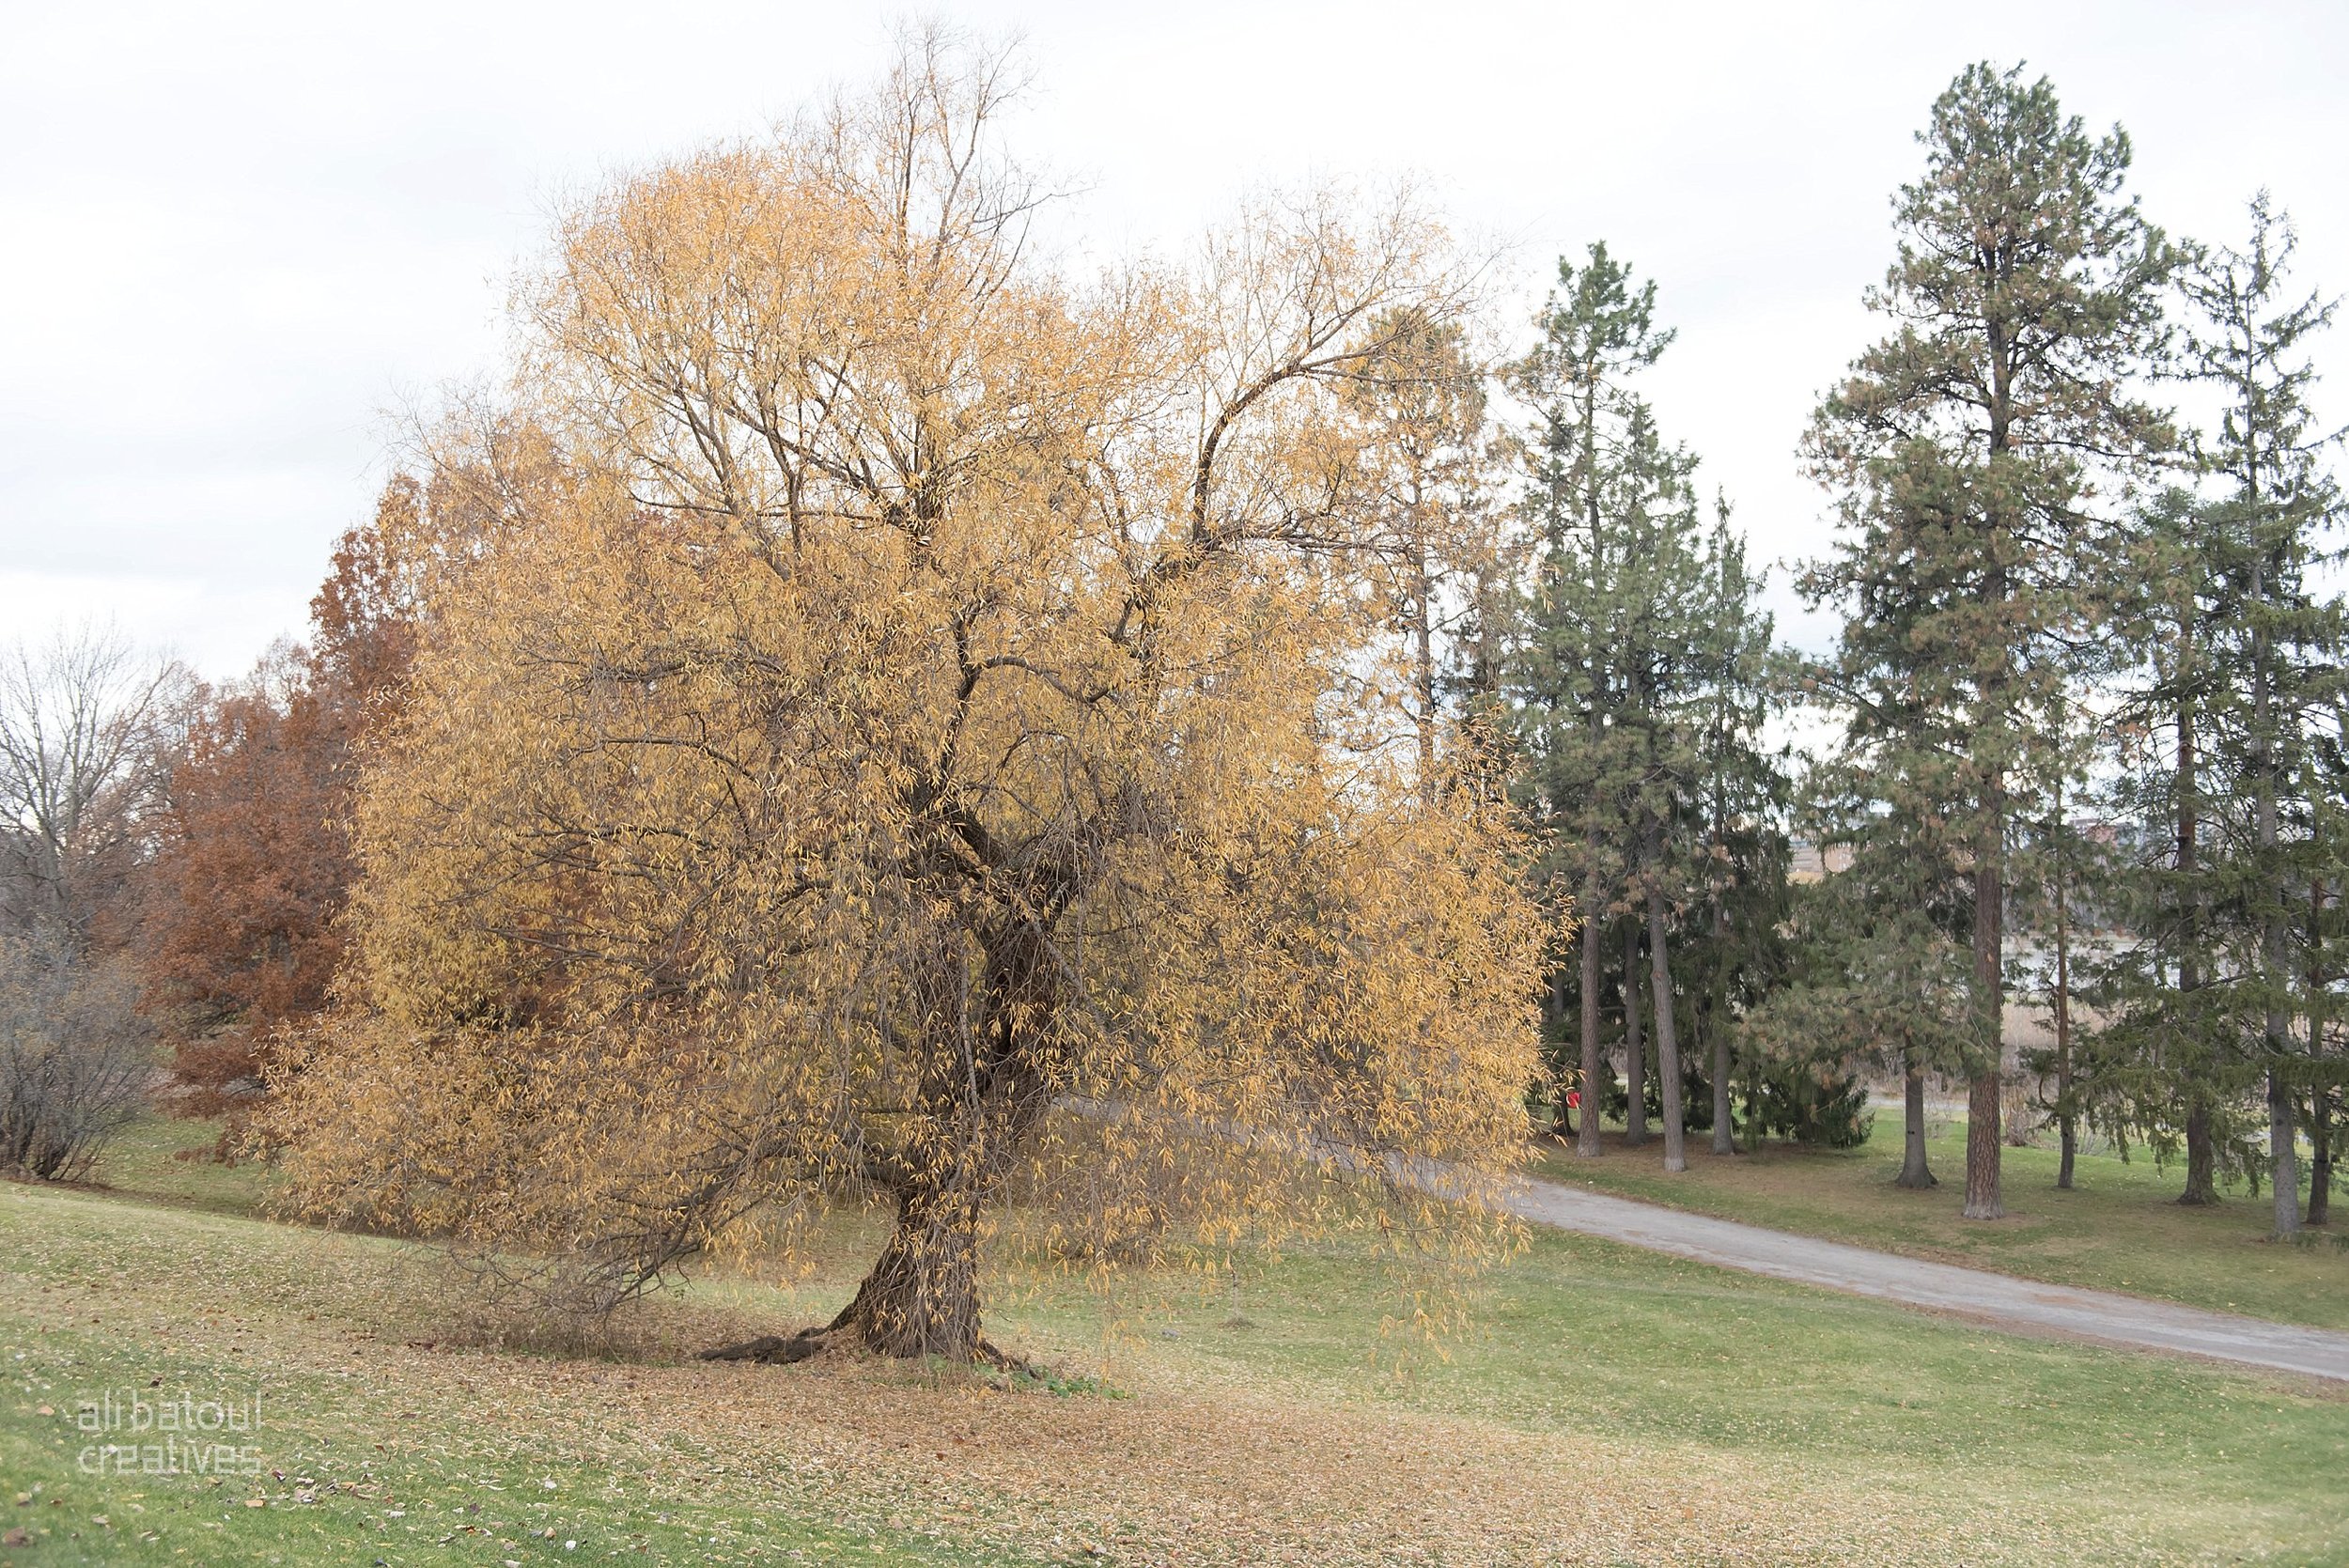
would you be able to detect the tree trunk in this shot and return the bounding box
[772,921,1056,1364]
[1622,921,1647,1147]
[2250,547,2299,1239]
[1647,869,1686,1174]
[1577,869,1604,1159]
[2311,1083,2333,1228]
[829,1177,988,1359]
[1896,1050,1937,1188]
[2176,672,2216,1206]
[2054,784,2076,1190]
[1549,969,1573,1138]
[2305,880,2329,1226]
[1964,825,2005,1219]
[1710,896,1734,1157]
[2179,1097,2218,1205]
[1744,1029,1764,1155]
[2271,1065,2301,1237]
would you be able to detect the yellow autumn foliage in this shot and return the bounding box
[261,34,1548,1358]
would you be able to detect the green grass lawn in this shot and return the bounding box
[1529,1116,2349,1331]
[0,1116,2344,1564]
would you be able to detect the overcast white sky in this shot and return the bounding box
[4,1,2342,676]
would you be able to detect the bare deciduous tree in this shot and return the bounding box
[0,624,186,950]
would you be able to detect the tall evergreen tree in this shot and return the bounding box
[1803,63,2173,1219]
[2176,197,2346,1234]
[1680,504,1792,1157]
[2093,488,2255,1203]
[1508,243,1715,1171]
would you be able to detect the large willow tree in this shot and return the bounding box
[263,38,1543,1363]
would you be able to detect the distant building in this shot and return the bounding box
[1787,839,1853,884]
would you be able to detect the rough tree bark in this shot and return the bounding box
[706,919,1057,1367]
[1896,1048,1937,1188]
[2054,770,2077,1191]
[2310,881,2331,1227]
[2253,551,2300,1238]
[1550,969,1574,1140]
[2179,1099,2217,1206]
[1622,921,1647,1147]
[1710,897,1734,1157]
[1646,851,1686,1173]
[2270,1067,2302,1238]
[2175,633,2218,1206]
[1965,816,2006,1219]
[1578,870,1604,1158]
[2312,1096,2334,1228]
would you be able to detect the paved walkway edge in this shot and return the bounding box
[1501,1176,2349,1383]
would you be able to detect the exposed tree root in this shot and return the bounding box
[696,1323,1041,1378]
[974,1337,1038,1377]
[697,1329,826,1365]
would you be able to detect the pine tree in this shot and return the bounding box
[1803,63,2173,1219]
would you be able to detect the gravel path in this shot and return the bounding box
[1504,1175,2349,1383]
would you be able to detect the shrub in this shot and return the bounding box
[1754,1063,1874,1149]
[0,935,153,1179]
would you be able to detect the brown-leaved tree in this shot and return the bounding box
[262,35,1545,1364]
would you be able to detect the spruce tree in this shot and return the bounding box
[1508,243,1713,1170]
[2177,197,2345,1234]
[2093,488,2252,1203]
[1803,63,2173,1219]
[1680,504,1792,1157]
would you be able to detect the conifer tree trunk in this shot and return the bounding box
[1965,817,2006,1219]
[2271,1067,2301,1237]
[1549,970,1574,1138]
[1578,871,1604,1158]
[2312,1095,2334,1227]
[2180,1099,2217,1206]
[1710,899,1734,1157]
[1744,1043,1764,1155]
[2177,683,2217,1205]
[2055,770,2077,1190]
[1647,854,1687,1173]
[2310,882,2331,1226]
[1622,921,1647,1146]
[1897,1048,1937,1188]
